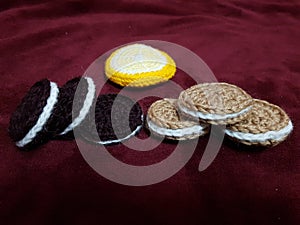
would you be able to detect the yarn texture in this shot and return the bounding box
[225,99,293,146]
[146,98,209,140]
[80,94,143,144]
[8,76,293,149]
[178,82,253,125]
[8,79,59,149]
[105,44,176,87]
[46,76,96,139]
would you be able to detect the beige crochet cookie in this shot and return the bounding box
[225,99,293,146]
[177,82,253,125]
[146,98,209,140]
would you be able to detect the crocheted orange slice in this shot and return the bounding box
[105,44,176,87]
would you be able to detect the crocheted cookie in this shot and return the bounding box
[146,98,209,140]
[177,82,253,125]
[105,43,176,87]
[48,76,96,139]
[8,79,59,149]
[225,99,293,146]
[80,94,143,145]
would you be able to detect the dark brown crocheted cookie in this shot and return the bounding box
[80,94,143,145]
[8,79,59,149]
[47,76,96,139]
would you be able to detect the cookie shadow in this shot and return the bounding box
[223,137,268,152]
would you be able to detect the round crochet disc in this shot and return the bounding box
[225,99,293,147]
[105,43,176,87]
[47,76,96,139]
[177,82,253,125]
[80,94,143,145]
[146,98,209,140]
[8,79,59,149]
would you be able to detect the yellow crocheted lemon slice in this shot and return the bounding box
[105,44,176,87]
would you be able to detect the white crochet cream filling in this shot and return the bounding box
[60,77,96,135]
[95,115,144,145]
[147,116,206,138]
[177,100,252,121]
[110,44,167,74]
[16,82,59,147]
[225,121,293,143]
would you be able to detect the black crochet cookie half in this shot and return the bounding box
[80,94,143,145]
[8,79,59,150]
[47,76,96,139]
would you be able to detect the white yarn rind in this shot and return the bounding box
[225,120,293,143]
[146,116,206,137]
[96,115,143,145]
[177,100,252,121]
[60,77,96,135]
[16,82,59,147]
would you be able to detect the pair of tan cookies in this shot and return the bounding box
[147,82,293,147]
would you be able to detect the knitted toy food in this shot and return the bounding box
[49,76,96,139]
[80,94,143,145]
[105,44,176,87]
[225,99,293,146]
[8,79,59,149]
[146,98,209,140]
[177,82,253,125]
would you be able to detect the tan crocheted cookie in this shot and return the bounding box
[177,82,253,125]
[146,98,209,140]
[225,99,293,146]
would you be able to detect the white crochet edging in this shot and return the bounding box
[16,82,59,147]
[96,115,144,145]
[146,116,206,138]
[177,100,252,121]
[60,77,96,135]
[225,120,293,143]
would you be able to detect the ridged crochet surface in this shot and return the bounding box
[80,94,143,144]
[146,98,209,140]
[225,99,293,146]
[105,44,176,87]
[178,82,253,125]
[8,79,59,149]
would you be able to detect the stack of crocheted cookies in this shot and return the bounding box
[9,78,293,149]
[8,77,144,150]
[8,77,96,149]
[146,82,293,147]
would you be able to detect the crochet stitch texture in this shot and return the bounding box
[80,93,143,145]
[146,98,209,140]
[178,82,253,125]
[9,79,59,149]
[105,44,176,87]
[225,99,293,146]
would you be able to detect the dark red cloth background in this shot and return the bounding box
[0,1,299,224]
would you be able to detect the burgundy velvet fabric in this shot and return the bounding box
[0,1,299,224]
